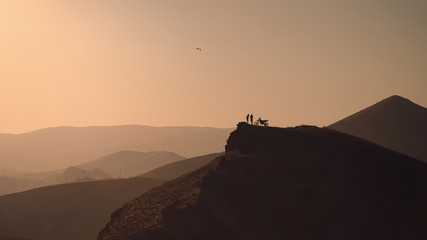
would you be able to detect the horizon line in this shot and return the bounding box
[0,123,236,135]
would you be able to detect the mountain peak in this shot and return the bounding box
[329,95,427,162]
[378,95,420,107]
[387,94,406,100]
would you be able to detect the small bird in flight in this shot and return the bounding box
[196,47,202,51]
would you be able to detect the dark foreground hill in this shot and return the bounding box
[329,95,427,162]
[0,177,164,240]
[0,235,31,240]
[99,122,427,240]
[140,152,223,180]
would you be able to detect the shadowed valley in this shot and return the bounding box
[0,177,164,240]
[0,151,224,239]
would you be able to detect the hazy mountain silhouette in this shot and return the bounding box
[99,122,427,240]
[47,166,112,184]
[140,152,223,180]
[78,151,185,178]
[0,167,112,196]
[0,177,164,240]
[0,177,36,196]
[11,169,63,182]
[1,151,182,195]
[329,95,427,162]
[0,125,232,172]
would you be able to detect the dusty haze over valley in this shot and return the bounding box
[1,1,426,240]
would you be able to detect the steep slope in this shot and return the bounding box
[0,177,164,240]
[99,122,427,240]
[0,125,232,171]
[78,151,185,178]
[329,95,427,162]
[140,152,223,180]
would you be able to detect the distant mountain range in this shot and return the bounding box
[0,125,232,172]
[99,122,427,240]
[47,166,112,184]
[0,166,114,197]
[329,95,427,162]
[0,177,164,240]
[78,151,185,178]
[0,150,185,196]
[0,149,226,239]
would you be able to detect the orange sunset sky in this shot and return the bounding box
[1,0,426,133]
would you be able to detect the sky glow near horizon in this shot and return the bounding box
[1,0,426,133]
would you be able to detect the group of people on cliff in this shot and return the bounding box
[246,114,254,124]
[246,114,269,126]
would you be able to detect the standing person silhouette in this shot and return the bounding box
[246,114,249,123]
[250,114,253,125]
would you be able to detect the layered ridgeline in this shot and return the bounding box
[0,151,192,196]
[329,95,427,162]
[46,166,112,184]
[78,151,185,178]
[99,122,427,240]
[0,167,112,196]
[0,125,231,172]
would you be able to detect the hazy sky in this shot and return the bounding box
[1,0,426,133]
